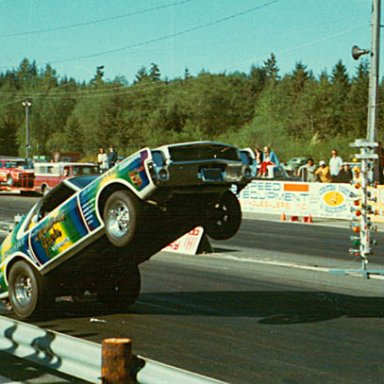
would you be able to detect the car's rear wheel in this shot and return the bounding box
[204,191,242,240]
[97,265,141,307]
[103,190,140,247]
[8,260,52,319]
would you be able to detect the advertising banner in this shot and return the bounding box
[238,180,355,220]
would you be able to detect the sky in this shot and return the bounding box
[0,0,381,83]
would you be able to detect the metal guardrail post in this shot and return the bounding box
[102,338,133,384]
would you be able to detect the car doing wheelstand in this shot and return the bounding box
[0,141,252,319]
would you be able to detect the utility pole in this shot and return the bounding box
[351,0,381,180]
[22,98,32,160]
[367,0,381,142]
[352,0,381,142]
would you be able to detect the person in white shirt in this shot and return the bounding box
[329,149,343,181]
[97,147,108,173]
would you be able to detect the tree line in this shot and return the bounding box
[0,55,381,163]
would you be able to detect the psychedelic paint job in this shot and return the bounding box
[0,148,153,297]
[0,141,251,300]
[29,196,88,264]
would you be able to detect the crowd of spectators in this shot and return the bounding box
[254,146,368,184]
[295,149,354,183]
[97,145,118,173]
[297,149,358,183]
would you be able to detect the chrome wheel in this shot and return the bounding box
[107,200,131,238]
[103,191,139,247]
[8,260,50,319]
[14,273,33,306]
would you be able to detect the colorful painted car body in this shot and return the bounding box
[0,141,252,319]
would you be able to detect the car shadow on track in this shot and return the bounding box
[4,290,384,325]
[134,290,384,324]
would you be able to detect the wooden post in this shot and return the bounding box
[101,338,132,383]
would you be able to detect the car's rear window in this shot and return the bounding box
[67,175,99,189]
[3,160,33,169]
[71,165,99,176]
[169,144,239,162]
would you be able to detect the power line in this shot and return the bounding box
[40,0,280,66]
[0,0,195,39]
[220,23,368,74]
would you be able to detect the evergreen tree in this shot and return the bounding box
[263,53,280,83]
[149,63,161,82]
[63,115,84,152]
[184,67,192,81]
[0,56,380,161]
[247,65,267,101]
[329,60,350,136]
[346,60,369,137]
[134,66,149,83]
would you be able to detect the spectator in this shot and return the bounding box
[337,163,353,183]
[352,164,362,185]
[329,149,343,181]
[258,146,279,178]
[254,147,263,166]
[253,147,263,176]
[107,145,118,169]
[315,160,332,183]
[97,147,108,173]
[297,158,318,182]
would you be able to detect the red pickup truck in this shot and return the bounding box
[34,162,99,195]
[0,157,34,191]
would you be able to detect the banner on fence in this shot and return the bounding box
[237,180,384,222]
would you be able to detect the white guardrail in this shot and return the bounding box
[0,315,225,384]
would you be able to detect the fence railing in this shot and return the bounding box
[0,315,225,383]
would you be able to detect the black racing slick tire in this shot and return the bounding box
[8,260,51,319]
[103,190,140,247]
[204,191,242,240]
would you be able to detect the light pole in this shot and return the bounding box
[351,0,381,142]
[22,98,32,160]
[351,0,381,181]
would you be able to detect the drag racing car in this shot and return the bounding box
[0,141,252,319]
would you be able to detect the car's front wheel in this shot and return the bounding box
[8,260,52,319]
[103,190,140,247]
[204,191,242,240]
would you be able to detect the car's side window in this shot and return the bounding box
[36,184,76,222]
[152,150,166,166]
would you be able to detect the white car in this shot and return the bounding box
[284,157,308,174]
